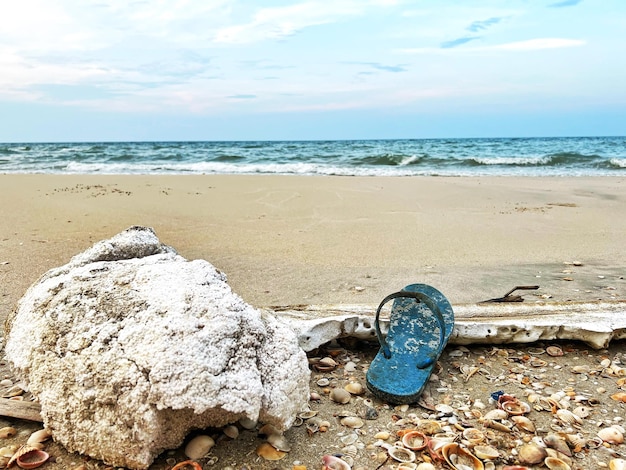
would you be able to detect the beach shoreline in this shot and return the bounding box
[1,174,624,318]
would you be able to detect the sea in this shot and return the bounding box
[1,136,625,177]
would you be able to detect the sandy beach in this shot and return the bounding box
[1,174,625,316]
[1,174,626,470]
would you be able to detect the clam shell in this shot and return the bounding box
[387,445,416,463]
[344,382,365,396]
[462,427,485,445]
[555,409,583,427]
[518,443,548,465]
[223,425,239,439]
[546,346,564,357]
[315,356,338,371]
[374,431,390,440]
[473,445,500,460]
[7,445,49,469]
[611,392,626,403]
[544,456,571,470]
[501,400,531,416]
[330,388,351,404]
[401,430,428,450]
[441,443,484,470]
[298,410,319,419]
[609,458,626,470]
[598,426,625,444]
[322,454,351,470]
[256,442,287,461]
[267,433,291,452]
[184,435,215,460]
[14,447,50,470]
[340,416,364,428]
[416,464,436,470]
[483,409,508,420]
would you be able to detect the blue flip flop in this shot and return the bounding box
[366,284,454,404]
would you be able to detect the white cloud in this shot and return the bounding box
[398,37,586,54]
[213,1,361,44]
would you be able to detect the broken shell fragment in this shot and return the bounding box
[256,442,287,461]
[543,433,571,457]
[184,435,215,460]
[511,416,536,433]
[223,425,239,439]
[611,392,626,403]
[462,427,485,445]
[609,458,626,470]
[26,429,52,446]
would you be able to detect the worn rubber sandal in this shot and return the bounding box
[366,284,454,404]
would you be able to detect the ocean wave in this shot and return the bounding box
[608,158,626,169]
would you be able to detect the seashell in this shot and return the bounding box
[322,454,351,470]
[298,410,319,419]
[0,427,17,439]
[530,358,548,367]
[511,416,536,433]
[316,378,331,387]
[330,388,351,404]
[315,356,338,372]
[598,425,625,444]
[571,365,590,374]
[440,443,484,470]
[462,427,485,445]
[545,448,572,467]
[2,385,25,398]
[397,464,418,470]
[374,431,390,440]
[26,429,52,446]
[483,409,508,420]
[310,391,322,401]
[546,346,564,357]
[611,392,626,403]
[555,409,582,427]
[565,433,587,452]
[387,444,416,463]
[7,445,49,469]
[518,443,548,465]
[223,425,239,439]
[572,405,591,418]
[238,417,257,430]
[171,461,202,470]
[184,435,215,460]
[544,456,571,470]
[340,432,359,445]
[460,364,480,381]
[344,382,365,395]
[401,430,428,450]
[483,419,512,433]
[395,404,410,412]
[258,423,281,436]
[0,445,18,458]
[501,400,531,416]
[267,433,291,452]
[416,464,436,470]
[256,442,287,461]
[340,416,364,428]
[473,445,500,460]
[435,403,454,415]
[363,405,379,420]
[543,433,571,456]
[609,458,626,470]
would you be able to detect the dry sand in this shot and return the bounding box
[1,174,625,470]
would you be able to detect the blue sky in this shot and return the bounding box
[1,0,624,141]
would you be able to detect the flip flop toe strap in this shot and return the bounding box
[374,290,447,368]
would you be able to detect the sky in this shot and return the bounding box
[1,0,625,141]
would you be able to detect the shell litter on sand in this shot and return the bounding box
[0,339,626,469]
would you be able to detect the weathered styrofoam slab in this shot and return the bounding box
[271,301,626,351]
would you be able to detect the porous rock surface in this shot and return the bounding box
[4,226,310,469]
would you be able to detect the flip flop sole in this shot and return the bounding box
[366,284,454,404]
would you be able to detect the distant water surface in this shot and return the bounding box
[1,137,624,176]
